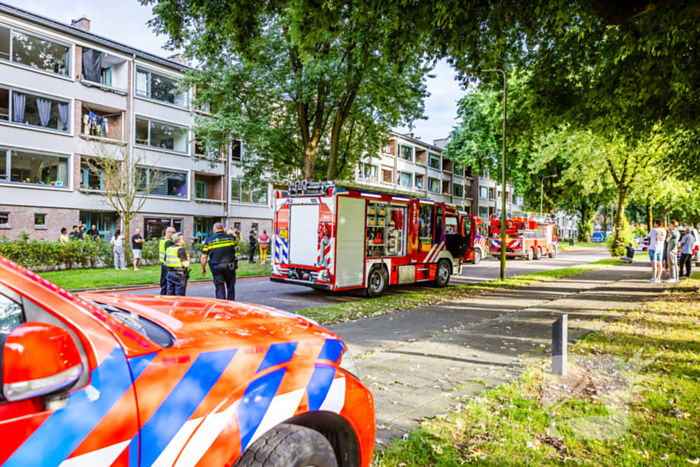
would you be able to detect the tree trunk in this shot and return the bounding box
[326,113,343,181]
[577,200,595,242]
[611,188,628,255]
[646,202,653,232]
[303,143,317,181]
[661,204,667,227]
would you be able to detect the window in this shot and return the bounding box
[194,136,219,158]
[428,177,440,193]
[435,207,444,241]
[136,68,188,107]
[0,149,69,187]
[0,292,24,337]
[231,141,242,162]
[483,168,490,179]
[366,203,407,257]
[479,186,488,199]
[0,25,70,76]
[415,174,425,190]
[418,204,433,247]
[429,153,441,170]
[195,180,206,199]
[399,145,413,162]
[479,206,489,219]
[359,164,378,181]
[382,169,392,183]
[137,167,188,198]
[143,217,182,239]
[454,163,464,176]
[80,158,103,190]
[135,117,189,153]
[251,222,259,231]
[34,213,46,228]
[231,179,268,205]
[454,184,464,198]
[398,171,412,188]
[445,215,458,234]
[489,188,495,199]
[234,222,241,232]
[0,86,70,132]
[0,212,9,228]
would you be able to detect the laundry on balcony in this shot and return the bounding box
[82,103,120,138]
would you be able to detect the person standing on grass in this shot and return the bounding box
[158,227,176,295]
[131,228,144,271]
[647,220,666,283]
[248,226,257,264]
[165,232,190,296]
[258,230,270,264]
[201,222,238,300]
[679,227,696,278]
[111,230,127,270]
[666,220,680,283]
[59,228,70,244]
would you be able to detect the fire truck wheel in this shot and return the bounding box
[535,247,542,260]
[549,246,558,258]
[473,249,482,265]
[526,248,535,261]
[366,266,389,298]
[235,423,338,467]
[434,260,451,288]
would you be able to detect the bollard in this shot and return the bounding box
[552,314,568,375]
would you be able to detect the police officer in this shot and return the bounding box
[158,227,176,294]
[201,223,239,300]
[248,226,257,264]
[165,232,190,296]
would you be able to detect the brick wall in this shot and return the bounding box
[227,217,272,236]
[0,205,80,240]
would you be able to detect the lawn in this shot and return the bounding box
[42,261,271,290]
[558,241,606,251]
[296,257,627,326]
[374,273,700,466]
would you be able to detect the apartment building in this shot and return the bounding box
[0,3,272,242]
[355,132,523,218]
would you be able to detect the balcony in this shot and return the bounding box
[79,103,125,144]
[415,148,428,165]
[194,173,225,204]
[80,47,129,94]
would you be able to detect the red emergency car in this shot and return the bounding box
[271,181,481,297]
[0,256,374,467]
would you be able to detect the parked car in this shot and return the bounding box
[0,255,375,467]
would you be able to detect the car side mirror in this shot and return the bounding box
[2,322,83,403]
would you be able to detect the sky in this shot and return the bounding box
[2,0,468,144]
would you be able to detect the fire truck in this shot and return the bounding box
[488,210,559,260]
[271,181,483,297]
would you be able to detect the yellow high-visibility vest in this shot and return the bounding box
[159,237,168,263]
[165,245,185,268]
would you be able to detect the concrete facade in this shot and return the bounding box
[0,4,273,242]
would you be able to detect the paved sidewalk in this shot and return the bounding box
[327,261,671,445]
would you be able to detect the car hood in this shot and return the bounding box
[80,293,336,349]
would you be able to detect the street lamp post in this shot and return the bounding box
[540,174,558,214]
[481,69,507,281]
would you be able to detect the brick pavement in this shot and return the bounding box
[326,261,671,445]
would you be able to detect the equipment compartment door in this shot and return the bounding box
[289,204,320,266]
[335,197,366,288]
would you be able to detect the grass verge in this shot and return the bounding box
[558,241,606,252]
[42,262,271,290]
[296,257,626,326]
[373,273,700,466]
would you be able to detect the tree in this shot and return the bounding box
[144,0,431,182]
[83,143,163,259]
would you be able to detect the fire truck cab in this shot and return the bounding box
[271,181,478,297]
[488,211,559,261]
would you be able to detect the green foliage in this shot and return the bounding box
[606,215,634,257]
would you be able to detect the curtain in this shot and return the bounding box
[37,98,51,127]
[12,92,25,123]
[58,102,70,131]
[82,48,102,83]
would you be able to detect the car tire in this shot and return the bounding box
[434,259,451,288]
[549,246,558,258]
[366,266,389,298]
[473,249,482,265]
[236,424,338,467]
[526,248,534,261]
[535,247,542,260]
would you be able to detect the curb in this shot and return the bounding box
[70,274,272,293]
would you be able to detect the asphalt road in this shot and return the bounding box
[115,248,611,311]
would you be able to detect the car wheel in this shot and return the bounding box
[535,247,542,260]
[473,249,482,265]
[434,259,451,288]
[526,248,534,261]
[366,266,388,298]
[236,424,337,467]
[549,246,558,258]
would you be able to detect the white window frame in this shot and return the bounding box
[0,85,72,134]
[428,153,441,170]
[358,163,378,181]
[428,177,440,193]
[230,178,269,206]
[453,183,464,198]
[137,166,189,200]
[397,171,413,188]
[0,24,72,78]
[0,147,71,189]
[398,144,413,162]
[135,67,189,108]
[135,116,190,155]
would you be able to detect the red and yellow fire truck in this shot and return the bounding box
[271,181,482,297]
[488,210,559,260]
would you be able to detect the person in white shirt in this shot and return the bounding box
[679,228,696,278]
[647,220,666,283]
